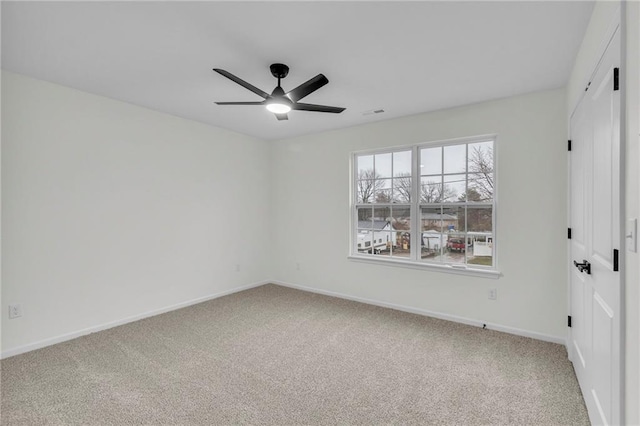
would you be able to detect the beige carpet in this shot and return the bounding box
[1,284,588,425]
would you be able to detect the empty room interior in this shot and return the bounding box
[1,1,639,425]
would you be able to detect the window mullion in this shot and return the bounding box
[352,153,357,255]
[412,145,420,261]
[464,144,469,264]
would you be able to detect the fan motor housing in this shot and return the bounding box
[270,63,289,79]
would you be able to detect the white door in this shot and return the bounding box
[569,27,622,426]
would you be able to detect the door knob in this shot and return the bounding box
[573,260,591,275]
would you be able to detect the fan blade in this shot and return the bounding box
[292,102,345,113]
[213,69,269,99]
[285,74,329,102]
[275,113,288,121]
[215,101,265,105]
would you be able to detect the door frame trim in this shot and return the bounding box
[567,5,626,424]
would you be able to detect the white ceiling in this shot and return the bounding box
[1,1,594,141]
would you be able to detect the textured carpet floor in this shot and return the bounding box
[1,284,588,425]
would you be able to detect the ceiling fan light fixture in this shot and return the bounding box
[265,102,291,114]
[213,64,345,119]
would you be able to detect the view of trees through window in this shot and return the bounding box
[354,139,495,268]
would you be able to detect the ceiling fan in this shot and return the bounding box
[213,63,345,121]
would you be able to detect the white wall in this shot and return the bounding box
[270,88,568,341]
[1,71,270,355]
[565,2,640,423]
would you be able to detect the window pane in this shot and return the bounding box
[357,155,374,178]
[467,141,494,202]
[374,178,392,203]
[442,206,466,265]
[357,206,373,223]
[467,234,494,267]
[443,233,466,265]
[375,153,392,178]
[420,147,442,175]
[357,180,376,203]
[421,231,444,260]
[361,212,389,255]
[392,232,411,258]
[467,173,493,202]
[444,144,466,174]
[391,206,411,231]
[393,150,412,177]
[421,206,442,232]
[442,206,465,233]
[443,174,466,202]
[373,206,390,222]
[467,206,493,233]
[420,177,443,203]
[356,229,373,254]
[393,177,411,203]
[373,232,392,256]
[421,207,443,260]
[466,207,492,266]
[467,207,493,265]
[468,141,494,173]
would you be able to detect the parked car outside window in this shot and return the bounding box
[447,237,466,252]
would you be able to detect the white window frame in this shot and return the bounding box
[348,135,500,279]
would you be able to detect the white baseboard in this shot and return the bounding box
[2,279,567,359]
[271,280,567,346]
[1,280,270,359]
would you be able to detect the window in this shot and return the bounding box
[351,136,496,274]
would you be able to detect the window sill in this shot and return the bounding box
[347,255,501,279]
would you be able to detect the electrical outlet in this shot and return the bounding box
[235,264,240,272]
[9,304,22,319]
[488,289,497,300]
[296,262,300,271]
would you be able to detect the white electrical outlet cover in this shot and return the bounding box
[9,304,22,319]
